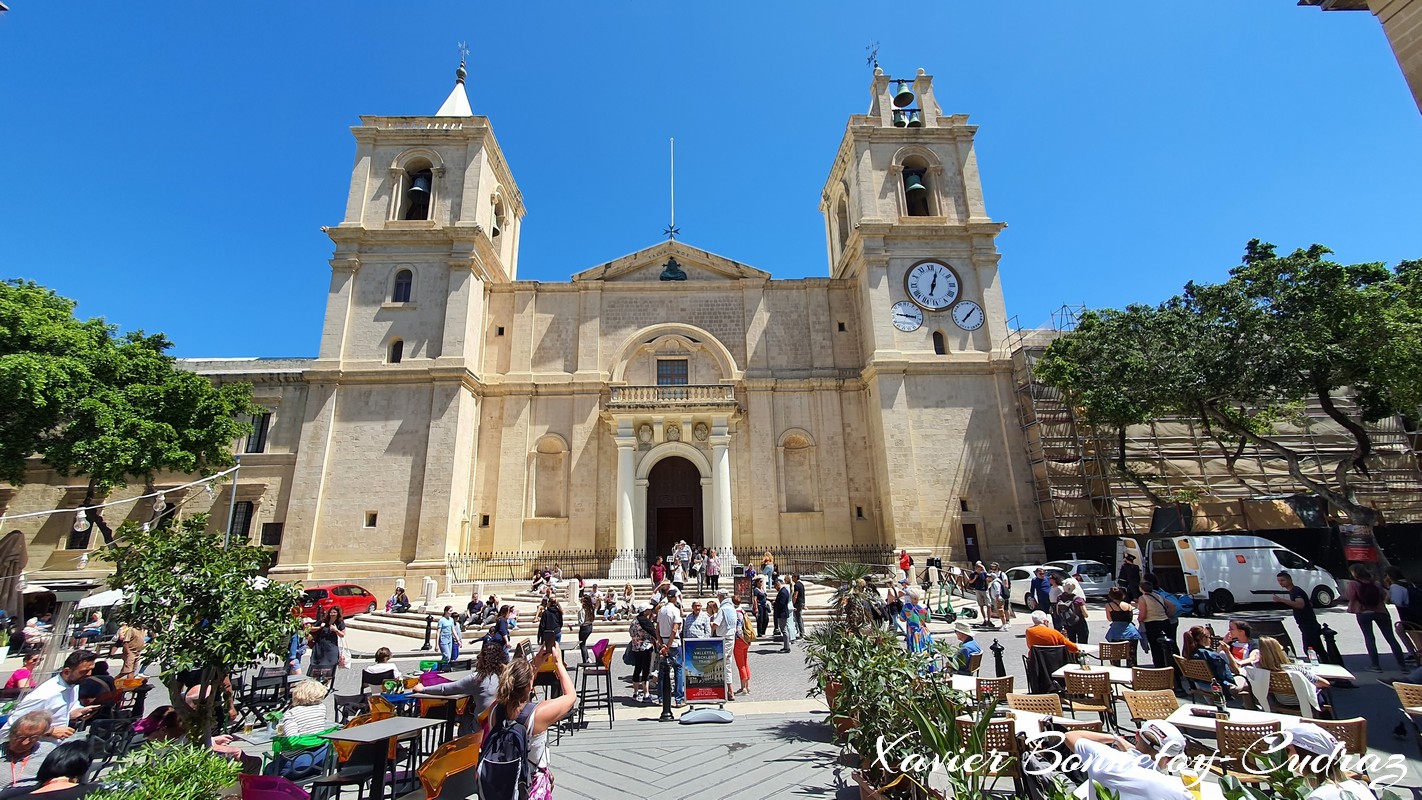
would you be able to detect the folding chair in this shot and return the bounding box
[1063,670,1117,732]
[1210,719,1281,784]
[1006,693,1063,716]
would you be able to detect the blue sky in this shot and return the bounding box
[1,3,1417,357]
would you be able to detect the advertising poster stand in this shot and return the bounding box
[680,637,733,724]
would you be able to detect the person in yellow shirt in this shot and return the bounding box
[1024,610,1079,654]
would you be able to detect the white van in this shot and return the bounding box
[1117,535,1339,613]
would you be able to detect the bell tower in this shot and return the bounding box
[819,67,1036,565]
[316,56,526,368]
[820,66,1008,359]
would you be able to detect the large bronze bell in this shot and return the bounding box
[903,171,927,193]
[408,172,432,196]
[893,109,908,128]
[892,80,914,108]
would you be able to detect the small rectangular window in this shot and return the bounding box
[245,412,271,454]
[230,501,254,541]
[855,506,865,519]
[960,498,970,512]
[260,522,284,547]
[364,511,378,528]
[656,359,689,386]
[67,516,92,551]
[496,327,505,337]
[480,514,490,527]
[1006,524,1013,533]
[837,322,847,332]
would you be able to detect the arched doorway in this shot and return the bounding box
[646,456,703,569]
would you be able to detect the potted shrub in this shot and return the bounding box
[88,742,241,800]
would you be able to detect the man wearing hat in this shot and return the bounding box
[655,587,685,706]
[1118,553,1142,601]
[1064,721,1193,800]
[1271,724,1377,799]
[953,621,982,675]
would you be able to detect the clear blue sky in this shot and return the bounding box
[1,3,1417,357]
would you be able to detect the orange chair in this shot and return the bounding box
[417,732,483,799]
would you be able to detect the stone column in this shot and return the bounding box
[711,435,733,555]
[610,437,639,579]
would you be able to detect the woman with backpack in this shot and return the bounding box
[1347,563,1407,673]
[478,651,575,800]
[1056,578,1089,644]
[1136,579,1174,661]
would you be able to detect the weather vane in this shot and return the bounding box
[458,41,469,64]
[663,137,680,241]
[866,41,880,70]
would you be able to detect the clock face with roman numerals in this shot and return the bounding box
[904,260,960,311]
[891,301,923,332]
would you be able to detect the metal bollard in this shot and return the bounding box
[1320,623,1343,666]
[659,653,675,722]
[990,638,1006,678]
[1154,630,1172,669]
[421,614,435,651]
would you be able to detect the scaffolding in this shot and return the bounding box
[1005,308,1422,537]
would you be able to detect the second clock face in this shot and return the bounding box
[905,261,961,311]
[891,301,924,332]
[952,300,985,331]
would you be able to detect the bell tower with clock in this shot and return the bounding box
[818,67,1039,565]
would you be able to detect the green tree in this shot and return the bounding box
[1036,240,1422,529]
[0,279,257,543]
[99,514,304,742]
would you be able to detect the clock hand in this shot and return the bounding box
[929,273,938,297]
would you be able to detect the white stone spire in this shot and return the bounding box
[435,52,472,117]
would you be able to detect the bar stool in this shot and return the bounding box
[576,643,618,730]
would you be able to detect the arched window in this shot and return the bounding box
[779,431,817,513]
[902,155,934,217]
[392,269,413,303]
[532,436,568,518]
[389,339,404,364]
[933,330,947,355]
[399,160,434,221]
[491,196,506,238]
[834,194,850,257]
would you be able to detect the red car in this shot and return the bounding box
[300,583,379,619]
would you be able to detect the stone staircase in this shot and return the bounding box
[345,581,841,644]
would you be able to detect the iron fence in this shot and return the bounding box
[725,545,896,577]
[446,549,648,583]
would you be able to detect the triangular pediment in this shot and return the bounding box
[571,241,771,283]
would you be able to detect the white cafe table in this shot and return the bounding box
[1052,665,1133,686]
[1074,775,1223,800]
[1165,704,1308,734]
[1308,663,1355,682]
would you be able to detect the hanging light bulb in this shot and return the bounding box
[141,522,151,533]
[152,493,167,513]
[73,509,91,533]
[78,552,90,569]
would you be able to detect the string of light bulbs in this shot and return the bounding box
[0,465,241,532]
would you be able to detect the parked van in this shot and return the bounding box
[1117,535,1338,613]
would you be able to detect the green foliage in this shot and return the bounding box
[99,514,304,740]
[88,742,241,800]
[1036,240,1422,524]
[0,279,258,542]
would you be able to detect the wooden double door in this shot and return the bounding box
[647,456,704,570]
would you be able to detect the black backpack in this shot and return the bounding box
[1357,580,1383,608]
[477,701,539,800]
[1401,581,1422,626]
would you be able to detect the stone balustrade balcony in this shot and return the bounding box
[605,384,738,410]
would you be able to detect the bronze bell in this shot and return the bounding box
[408,173,432,196]
[491,216,503,237]
[892,80,914,108]
[893,109,908,128]
[903,171,927,193]
[906,110,922,128]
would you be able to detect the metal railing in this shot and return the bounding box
[606,385,737,407]
[446,549,647,583]
[726,545,896,578]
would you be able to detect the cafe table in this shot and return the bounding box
[1052,664,1134,686]
[323,716,443,800]
[1164,704,1309,735]
[407,690,474,741]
